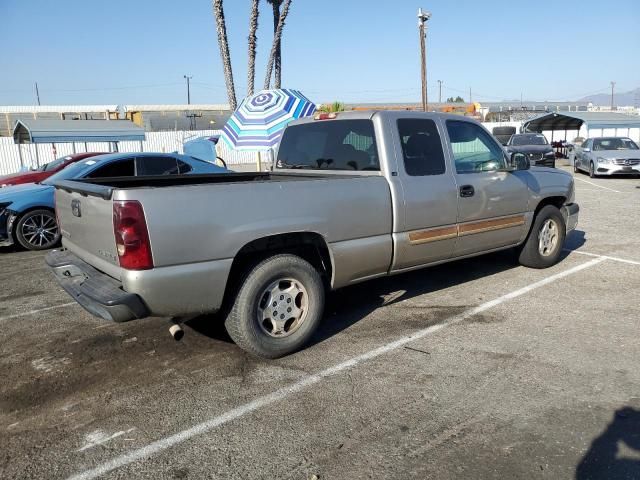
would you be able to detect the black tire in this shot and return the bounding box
[224,254,325,358]
[15,209,60,251]
[589,161,596,178]
[517,205,566,269]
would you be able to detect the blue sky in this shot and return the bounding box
[0,0,638,106]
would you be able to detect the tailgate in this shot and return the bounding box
[54,183,122,280]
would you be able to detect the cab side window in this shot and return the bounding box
[397,119,446,176]
[446,121,506,173]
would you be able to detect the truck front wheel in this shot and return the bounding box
[224,254,325,358]
[517,205,566,269]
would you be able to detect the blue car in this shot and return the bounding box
[0,152,228,251]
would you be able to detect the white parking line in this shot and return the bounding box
[0,302,77,323]
[573,176,622,193]
[565,249,640,266]
[67,257,606,480]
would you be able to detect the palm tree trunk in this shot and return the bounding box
[271,0,282,89]
[213,0,237,110]
[247,0,259,96]
[263,0,292,90]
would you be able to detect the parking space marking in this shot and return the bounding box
[0,302,77,323]
[564,249,640,266]
[67,257,606,480]
[573,176,622,193]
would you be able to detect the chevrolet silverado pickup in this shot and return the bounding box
[46,111,579,358]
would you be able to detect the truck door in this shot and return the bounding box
[443,120,529,257]
[390,116,460,270]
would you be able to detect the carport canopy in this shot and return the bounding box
[522,111,640,132]
[12,119,145,144]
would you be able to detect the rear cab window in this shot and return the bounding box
[276,119,379,171]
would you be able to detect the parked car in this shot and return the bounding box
[0,152,228,250]
[505,133,556,167]
[573,137,640,178]
[0,152,106,188]
[47,111,578,358]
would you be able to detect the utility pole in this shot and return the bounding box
[469,87,472,104]
[417,8,431,111]
[34,82,41,105]
[183,75,193,105]
[610,81,616,110]
[437,80,443,103]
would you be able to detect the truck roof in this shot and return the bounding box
[289,110,482,126]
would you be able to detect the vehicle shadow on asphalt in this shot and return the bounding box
[564,229,587,251]
[575,407,640,480]
[189,246,572,349]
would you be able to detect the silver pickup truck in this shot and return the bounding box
[46,111,578,358]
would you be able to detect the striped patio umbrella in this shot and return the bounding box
[220,89,316,151]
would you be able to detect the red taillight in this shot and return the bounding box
[113,200,153,270]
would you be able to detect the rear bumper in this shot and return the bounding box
[562,203,579,233]
[46,249,149,322]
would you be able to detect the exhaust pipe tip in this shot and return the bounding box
[169,323,184,341]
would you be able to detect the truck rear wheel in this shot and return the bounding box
[224,254,325,358]
[517,205,566,269]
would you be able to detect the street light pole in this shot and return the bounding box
[417,8,431,112]
[183,75,193,105]
[438,80,443,103]
[610,81,616,111]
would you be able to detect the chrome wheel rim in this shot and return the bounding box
[538,218,559,257]
[257,277,308,338]
[21,213,58,248]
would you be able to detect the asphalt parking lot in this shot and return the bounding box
[1,167,639,480]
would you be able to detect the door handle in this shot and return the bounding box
[459,185,475,198]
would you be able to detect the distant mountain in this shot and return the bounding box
[578,87,639,107]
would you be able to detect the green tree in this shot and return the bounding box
[318,101,346,113]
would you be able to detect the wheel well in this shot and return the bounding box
[534,196,565,216]
[222,232,333,308]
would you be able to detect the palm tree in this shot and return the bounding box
[266,0,282,88]
[247,0,260,96]
[212,0,237,110]
[263,0,292,90]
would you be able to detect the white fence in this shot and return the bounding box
[0,130,258,175]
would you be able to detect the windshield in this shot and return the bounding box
[276,119,379,171]
[510,134,548,146]
[592,138,639,151]
[42,158,99,184]
[40,156,72,172]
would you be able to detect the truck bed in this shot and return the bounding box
[53,172,365,200]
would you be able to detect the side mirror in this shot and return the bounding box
[510,152,530,170]
[582,148,591,153]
